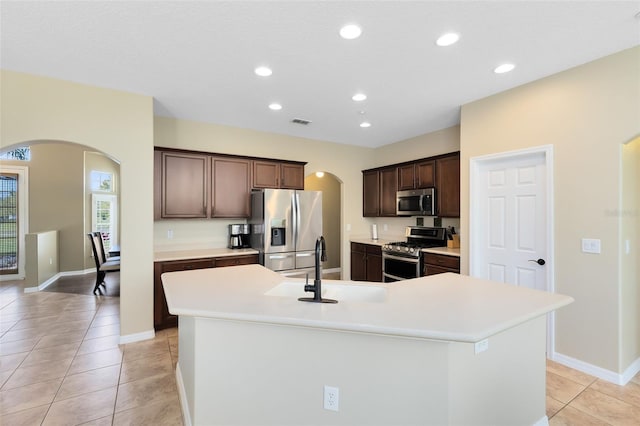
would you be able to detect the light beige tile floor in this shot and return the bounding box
[2,277,640,425]
[1,279,182,425]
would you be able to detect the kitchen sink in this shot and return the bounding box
[265,280,388,303]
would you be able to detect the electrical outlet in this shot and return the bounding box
[49,257,53,265]
[167,229,174,239]
[324,385,339,411]
[581,238,601,254]
[383,224,388,232]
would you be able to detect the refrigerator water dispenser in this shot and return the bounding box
[271,228,285,246]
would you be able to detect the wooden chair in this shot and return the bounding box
[87,233,120,295]
[93,232,120,263]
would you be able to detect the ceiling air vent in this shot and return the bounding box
[291,118,312,125]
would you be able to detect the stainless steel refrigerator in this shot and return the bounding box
[249,189,322,276]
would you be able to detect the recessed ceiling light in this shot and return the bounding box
[436,33,460,47]
[352,93,367,102]
[494,63,515,74]
[315,171,325,178]
[254,66,272,77]
[268,103,282,111]
[340,24,362,40]
[360,122,371,128]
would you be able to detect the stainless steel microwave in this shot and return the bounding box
[396,188,436,216]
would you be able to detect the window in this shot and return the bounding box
[0,147,31,161]
[92,194,118,251]
[0,174,18,274]
[90,171,113,192]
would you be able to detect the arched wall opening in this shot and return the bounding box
[1,140,121,274]
[304,171,343,278]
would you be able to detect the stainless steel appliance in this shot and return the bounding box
[249,189,322,275]
[382,226,447,282]
[396,188,436,216]
[228,224,250,249]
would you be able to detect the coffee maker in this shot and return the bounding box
[228,224,250,249]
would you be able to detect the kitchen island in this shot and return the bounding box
[163,264,572,426]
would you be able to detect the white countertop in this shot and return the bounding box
[154,247,259,262]
[349,237,396,246]
[422,247,461,257]
[162,264,572,343]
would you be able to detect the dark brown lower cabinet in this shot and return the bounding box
[153,254,258,330]
[422,253,460,276]
[350,242,382,282]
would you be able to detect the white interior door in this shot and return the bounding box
[471,149,550,292]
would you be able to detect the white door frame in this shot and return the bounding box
[0,165,29,280]
[469,144,555,353]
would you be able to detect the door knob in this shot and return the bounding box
[528,258,546,266]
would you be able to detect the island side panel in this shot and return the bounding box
[188,317,451,426]
[177,316,196,422]
[448,315,548,426]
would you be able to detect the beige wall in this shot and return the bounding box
[373,125,460,167]
[621,137,640,369]
[1,70,154,338]
[305,172,341,270]
[460,46,640,373]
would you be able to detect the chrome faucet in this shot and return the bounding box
[298,236,337,304]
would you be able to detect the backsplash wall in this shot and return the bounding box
[154,219,244,251]
[364,216,461,241]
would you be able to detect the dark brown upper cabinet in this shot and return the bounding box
[211,157,251,218]
[252,160,304,190]
[363,167,397,217]
[156,150,209,219]
[362,151,459,218]
[435,153,460,218]
[397,160,435,190]
[154,148,306,219]
[362,170,380,217]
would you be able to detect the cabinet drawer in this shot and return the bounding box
[423,264,457,276]
[215,254,259,268]
[351,242,382,255]
[423,253,460,270]
[160,258,216,273]
[351,242,367,254]
[366,245,382,256]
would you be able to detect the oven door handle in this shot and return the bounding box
[382,253,420,264]
[383,272,412,282]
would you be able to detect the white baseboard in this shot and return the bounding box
[622,357,640,385]
[23,268,97,293]
[551,351,640,386]
[176,362,192,426]
[119,329,155,345]
[59,268,96,276]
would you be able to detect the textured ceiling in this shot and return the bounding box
[1,1,639,147]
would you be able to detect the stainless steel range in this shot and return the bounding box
[382,226,447,282]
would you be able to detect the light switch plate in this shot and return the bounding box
[581,238,601,254]
[474,339,489,354]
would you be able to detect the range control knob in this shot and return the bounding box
[409,247,415,254]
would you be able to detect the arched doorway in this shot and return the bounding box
[0,140,121,292]
[305,171,342,279]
